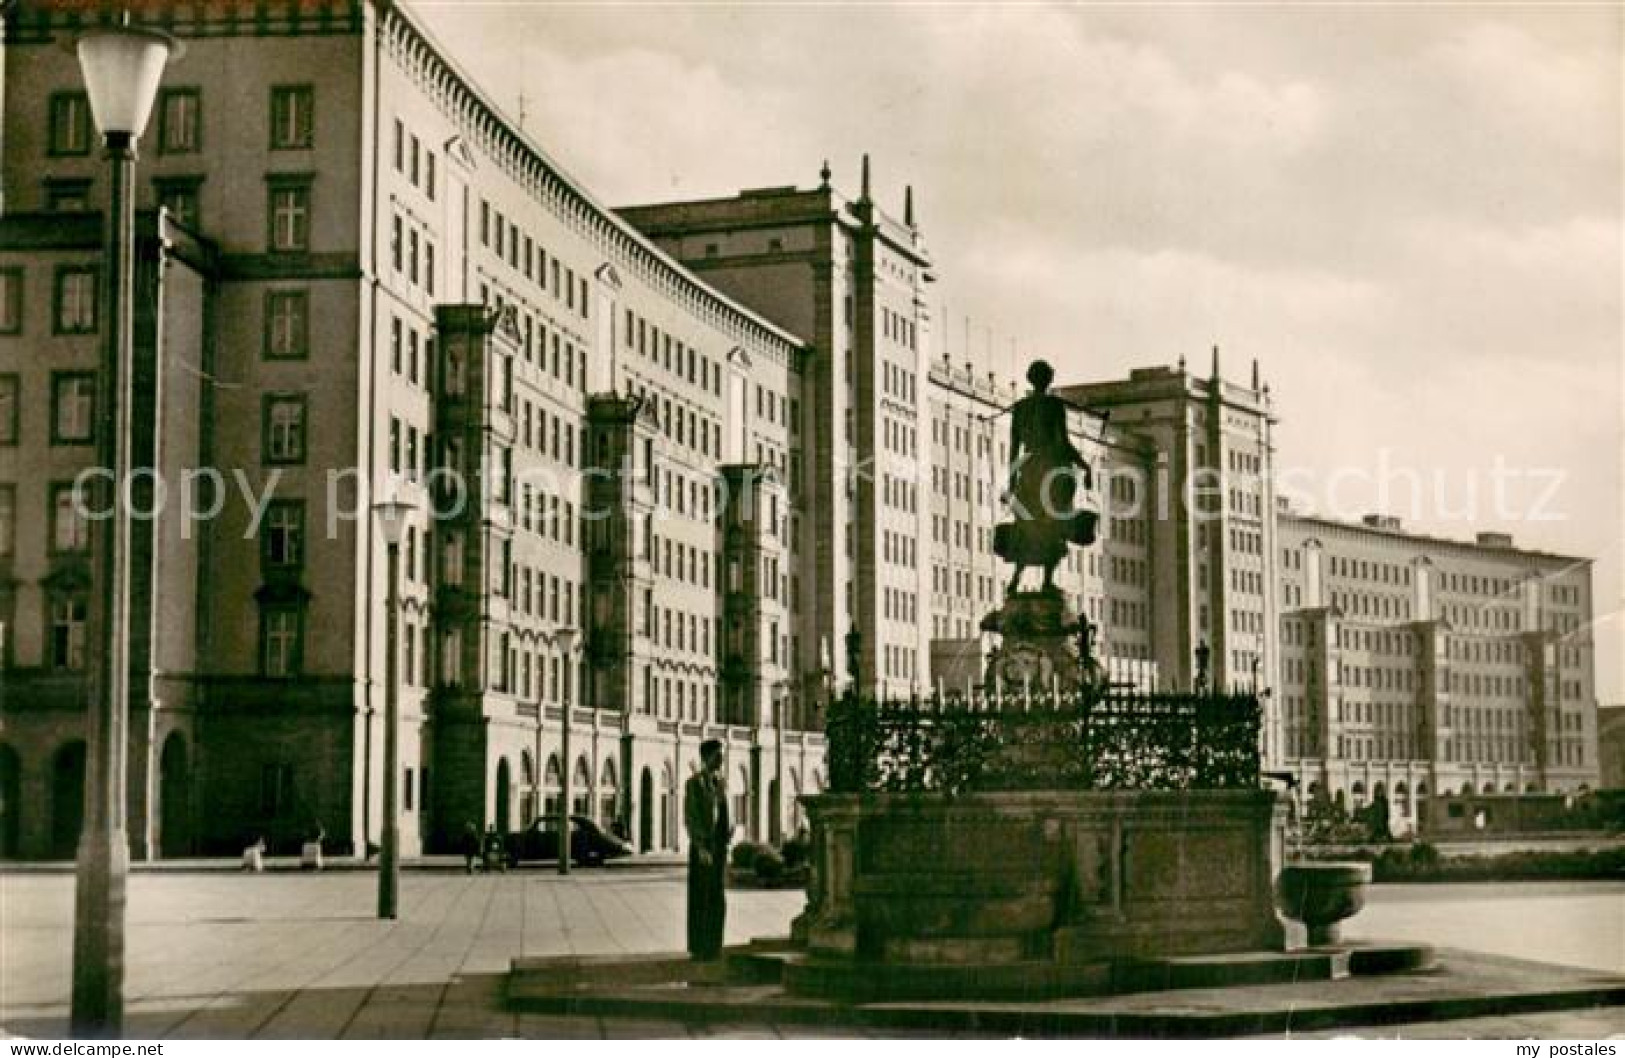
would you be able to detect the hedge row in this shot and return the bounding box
[1300,842,1625,883]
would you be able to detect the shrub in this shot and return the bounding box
[780,834,811,869]
[753,847,785,883]
[731,841,769,870]
[1368,842,1625,883]
[1409,842,1441,870]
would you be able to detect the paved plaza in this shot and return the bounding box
[1,866,802,1039]
[1,868,1620,1039]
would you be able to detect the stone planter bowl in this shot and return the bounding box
[1276,862,1372,946]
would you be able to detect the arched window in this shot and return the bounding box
[572,757,592,815]
[599,758,618,828]
[543,754,563,818]
[519,751,536,824]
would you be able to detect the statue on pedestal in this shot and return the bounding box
[994,360,1096,595]
[983,359,1102,692]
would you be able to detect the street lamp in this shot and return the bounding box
[373,495,416,920]
[70,21,176,1038]
[771,680,788,843]
[553,628,579,876]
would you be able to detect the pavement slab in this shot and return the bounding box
[506,948,1625,1038]
[3,868,1621,1040]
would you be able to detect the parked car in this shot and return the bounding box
[506,814,633,868]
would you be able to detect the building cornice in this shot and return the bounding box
[1281,512,1592,568]
[376,1,811,374]
[3,0,364,43]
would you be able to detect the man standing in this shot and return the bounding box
[684,739,731,961]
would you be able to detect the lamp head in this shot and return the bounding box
[554,628,579,655]
[74,25,179,141]
[371,496,416,547]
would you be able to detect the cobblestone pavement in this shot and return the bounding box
[1,869,1619,1039]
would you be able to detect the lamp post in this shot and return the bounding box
[771,679,788,843]
[70,22,175,1038]
[373,496,416,920]
[554,628,579,876]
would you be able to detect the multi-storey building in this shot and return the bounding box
[0,208,210,860]
[620,182,1175,698]
[619,169,936,700]
[0,0,824,859]
[1059,355,1281,731]
[0,0,1600,860]
[1600,705,1625,790]
[1275,511,1599,833]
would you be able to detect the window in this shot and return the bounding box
[51,372,95,444]
[46,180,92,212]
[269,85,314,149]
[50,595,89,670]
[54,267,96,334]
[0,269,19,334]
[50,482,90,553]
[261,607,302,676]
[155,177,202,229]
[0,375,17,444]
[158,88,201,153]
[263,394,307,464]
[265,290,309,359]
[0,485,14,556]
[443,341,466,397]
[48,93,91,156]
[267,180,311,252]
[263,500,304,569]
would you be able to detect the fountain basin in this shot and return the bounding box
[1276,861,1371,946]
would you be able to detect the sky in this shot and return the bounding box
[409,1,1624,704]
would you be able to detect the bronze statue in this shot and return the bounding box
[994,360,1096,594]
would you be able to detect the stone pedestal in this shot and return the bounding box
[789,790,1289,999]
[980,590,1101,693]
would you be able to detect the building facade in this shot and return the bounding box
[1275,512,1599,833]
[1600,705,1625,790]
[0,0,824,859]
[0,0,1601,859]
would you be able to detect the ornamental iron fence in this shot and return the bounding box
[825,687,1262,794]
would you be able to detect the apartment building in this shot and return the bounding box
[0,0,1599,860]
[1276,511,1599,832]
[0,0,822,859]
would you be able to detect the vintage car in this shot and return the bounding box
[506,814,633,868]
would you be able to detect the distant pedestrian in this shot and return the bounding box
[684,739,731,961]
[241,835,266,872]
[302,819,326,871]
[460,821,480,874]
[483,823,508,873]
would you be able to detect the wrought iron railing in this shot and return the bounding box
[825,688,1262,794]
